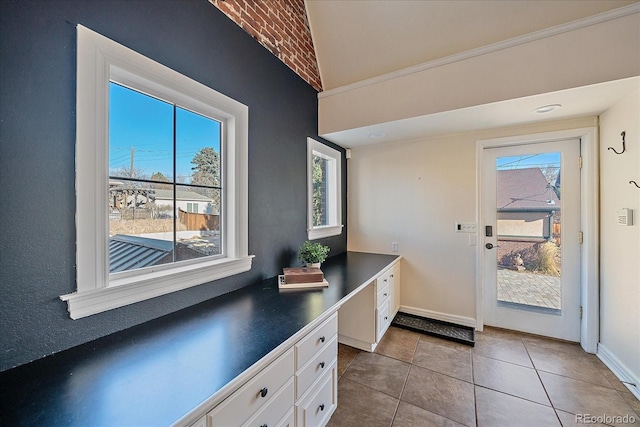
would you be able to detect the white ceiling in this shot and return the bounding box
[320,77,640,148]
[305,0,639,147]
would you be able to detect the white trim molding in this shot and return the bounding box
[598,343,640,401]
[307,138,343,240]
[475,127,599,352]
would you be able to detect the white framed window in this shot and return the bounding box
[61,25,252,319]
[307,138,343,240]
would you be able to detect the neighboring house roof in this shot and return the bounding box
[153,189,212,202]
[497,168,560,211]
[109,234,205,273]
[109,235,173,273]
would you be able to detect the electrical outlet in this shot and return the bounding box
[455,222,477,233]
[391,242,398,252]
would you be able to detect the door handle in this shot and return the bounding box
[485,243,500,249]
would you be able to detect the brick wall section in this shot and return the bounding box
[209,0,322,91]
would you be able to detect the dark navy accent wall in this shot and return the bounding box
[0,0,346,372]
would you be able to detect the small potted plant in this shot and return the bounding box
[298,240,330,268]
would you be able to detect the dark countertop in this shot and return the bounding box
[0,251,399,427]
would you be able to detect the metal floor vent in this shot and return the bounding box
[391,312,475,346]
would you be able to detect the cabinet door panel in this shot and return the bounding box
[296,361,337,427]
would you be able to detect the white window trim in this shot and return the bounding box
[307,137,343,240]
[61,25,252,319]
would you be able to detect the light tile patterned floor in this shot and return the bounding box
[329,326,640,427]
[497,268,561,310]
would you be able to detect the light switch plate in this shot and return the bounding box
[455,222,477,233]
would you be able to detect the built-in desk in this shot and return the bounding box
[0,251,400,427]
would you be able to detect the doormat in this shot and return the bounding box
[391,312,475,346]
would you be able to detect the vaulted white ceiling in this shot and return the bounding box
[306,0,636,91]
[305,0,640,147]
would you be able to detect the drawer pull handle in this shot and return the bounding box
[259,387,268,398]
[261,425,267,427]
[383,293,388,297]
[319,404,325,411]
[384,316,388,321]
[319,336,325,343]
[391,274,394,278]
[319,361,325,369]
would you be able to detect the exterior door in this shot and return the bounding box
[482,139,581,341]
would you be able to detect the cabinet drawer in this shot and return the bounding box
[377,300,391,341]
[243,378,294,427]
[376,278,390,308]
[208,348,294,426]
[295,361,337,427]
[296,336,337,400]
[296,313,337,370]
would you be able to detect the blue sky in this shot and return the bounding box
[496,152,560,170]
[109,83,221,183]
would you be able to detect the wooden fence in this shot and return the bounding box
[178,209,220,231]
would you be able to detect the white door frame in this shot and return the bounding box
[476,127,599,353]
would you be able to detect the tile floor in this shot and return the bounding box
[328,326,640,427]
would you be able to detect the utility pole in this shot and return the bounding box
[129,145,135,177]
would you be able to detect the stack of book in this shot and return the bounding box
[278,267,329,289]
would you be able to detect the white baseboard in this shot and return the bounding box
[338,334,376,352]
[399,306,477,329]
[597,343,640,401]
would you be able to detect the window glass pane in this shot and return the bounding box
[495,152,562,314]
[109,83,173,181]
[108,85,223,273]
[312,154,328,226]
[177,107,221,189]
[176,185,221,261]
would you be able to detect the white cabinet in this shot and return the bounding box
[189,312,338,427]
[295,313,338,426]
[338,259,401,352]
[390,263,400,315]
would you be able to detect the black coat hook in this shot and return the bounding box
[608,131,626,154]
[630,180,640,189]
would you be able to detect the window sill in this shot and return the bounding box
[308,225,344,240]
[61,255,254,319]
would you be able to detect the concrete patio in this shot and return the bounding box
[497,268,561,310]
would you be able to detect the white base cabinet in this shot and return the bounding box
[338,259,401,352]
[191,312,338,427]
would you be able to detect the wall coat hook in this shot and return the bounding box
[630,180,640,189]
[608,131,626,154]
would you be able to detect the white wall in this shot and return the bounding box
[348,117,596,325]
[599,86,640,392]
